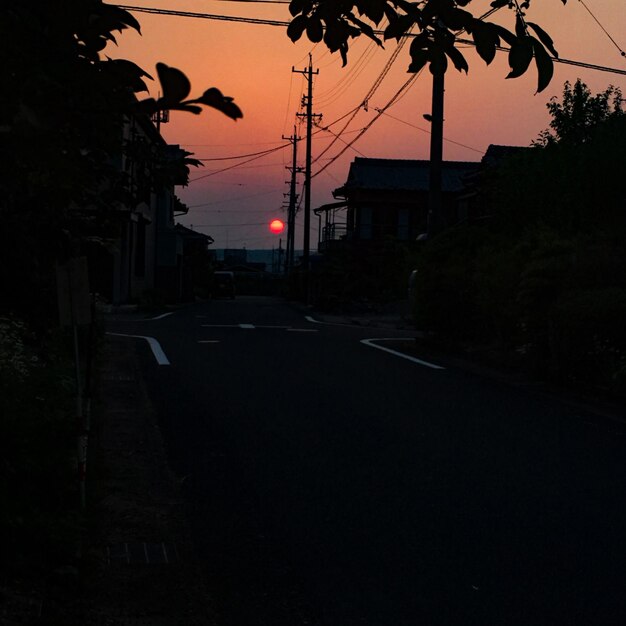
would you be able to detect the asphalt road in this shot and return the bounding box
[108,296,626,626]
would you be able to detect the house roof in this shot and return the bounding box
[480,144,532,167]
[333,157,480,197]
[175,223,214,244]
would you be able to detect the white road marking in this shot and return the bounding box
[201,324,241,328]
[107,332,170,365]
[305,314,367,328]
[360,338,445,370]
[147,312,174,321]
[198,340,220,344]
[200,324,292,330]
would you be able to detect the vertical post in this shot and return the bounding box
[293,56,319,302]
[427,69,445,237]
[303,55,314,275]
[283,126,299,274]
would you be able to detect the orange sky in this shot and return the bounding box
[113,0,626,249]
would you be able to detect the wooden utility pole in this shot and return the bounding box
[293,55,319,300]
[282,127,300,273]
[427,69,445,237]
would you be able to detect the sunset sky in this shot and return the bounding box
[113,0,626,250]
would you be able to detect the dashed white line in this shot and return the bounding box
[360,338,445,370]
[198,340,220,344]
[107,332,170,365]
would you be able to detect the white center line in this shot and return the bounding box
[360,338,445,370]
[239,323,255,329]
[198,340,220,344]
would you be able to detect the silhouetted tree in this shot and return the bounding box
[535,78,624,146]
[287,0,567,92]
[0,2,241,326]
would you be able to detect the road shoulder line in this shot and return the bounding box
[360,338,445,370]
[106,332,170,366]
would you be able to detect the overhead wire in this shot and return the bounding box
[118,6,626,77]
[576,0,626,59]
[374,109,485,154]
[312,71,422,180]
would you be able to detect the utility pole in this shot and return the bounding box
[427,67,445,238]
[282,127,300,274]
[293,55,319,301]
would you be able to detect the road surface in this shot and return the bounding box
[108,296,626,626]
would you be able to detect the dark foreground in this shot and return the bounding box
[110,296,626,626]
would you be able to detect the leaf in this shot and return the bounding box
[471,21,499,65]
[429,50,448,76]
[289,0,307,17]
[445,42,469,73]
[346,13,383,46]
[492,23,517,46]
[408,49,429,73]
[531,38,554,93]
[506,37,533,78]
[287,14,308,42]
[103,59,153,93]
[100,4,142,35]
[409,31,430,55]
[440,7,474,31]
[340,42,349,67]
[306,17,324,43]
[384,14,416,41]
[527,21,558,57]
[192,88,243,120]
[515,13,527,38]
[156,63,191,105]
[355,0,386,24]
[490,0,509,7]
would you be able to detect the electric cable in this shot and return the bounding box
[576,0,626,59]
[118,6,626,77]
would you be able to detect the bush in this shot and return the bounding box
[0,321,79,574]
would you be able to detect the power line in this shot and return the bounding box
[312,72,422,180]
[576,0,626,59]
[374,109,484,155]
[189,143,288,182]
[119,6,626,77]
[196,145,290,161]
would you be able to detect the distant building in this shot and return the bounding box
[316,156,479,250]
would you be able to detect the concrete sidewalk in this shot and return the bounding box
[47,334,220,625]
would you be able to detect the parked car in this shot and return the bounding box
[212,271,236,299]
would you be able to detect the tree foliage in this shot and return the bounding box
[412,81,626,394]
[535,78,624,146]
[0,2,241,325]
[287,0,567,92]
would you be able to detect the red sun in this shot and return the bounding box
[269,219,285,234]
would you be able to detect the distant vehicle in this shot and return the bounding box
[212,271,236,299]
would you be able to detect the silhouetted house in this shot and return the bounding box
[457,144,532,221]
[87,113,202,305]
[175,224,215,301]
[316,157,479,250]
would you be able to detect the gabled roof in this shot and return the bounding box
[480,144,532,167]
[175,223,214,244]
[333,157,479,197]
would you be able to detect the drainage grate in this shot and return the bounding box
[107,542,179,565]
